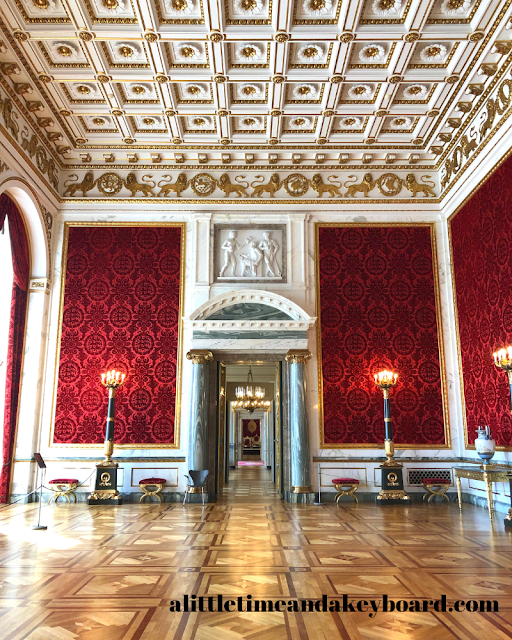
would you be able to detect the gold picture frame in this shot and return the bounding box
[315,221,450,449]
[49,221,186,449]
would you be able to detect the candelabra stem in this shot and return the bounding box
[104,387,116,462]
[383,388,392,441]
[508,370,512,415]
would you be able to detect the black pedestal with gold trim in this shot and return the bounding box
[88,463,122,505]
[376,465,410,505]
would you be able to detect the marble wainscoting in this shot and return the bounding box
[11,457,188,503]
[312,457,512,514]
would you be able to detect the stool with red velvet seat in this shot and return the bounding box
[422,477,450,503]
[332,478,359,505]
[48,479,79,504]
[139,478,166,503]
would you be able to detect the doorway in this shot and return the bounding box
[217,361,283,501]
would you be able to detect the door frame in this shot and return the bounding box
[215,358,283,498]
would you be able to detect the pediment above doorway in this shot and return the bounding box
[185,290,315,351]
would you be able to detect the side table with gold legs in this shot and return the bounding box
[454,466,509,523]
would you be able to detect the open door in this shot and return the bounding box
[217,362,227,493]
[274,361,283,498]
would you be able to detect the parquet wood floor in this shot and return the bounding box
[0,466,512,639]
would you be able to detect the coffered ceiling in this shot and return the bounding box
[0,0,511,168]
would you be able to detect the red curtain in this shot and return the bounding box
[0,194,29,503]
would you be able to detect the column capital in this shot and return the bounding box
[286,349,312,364]
[186,349,213,364]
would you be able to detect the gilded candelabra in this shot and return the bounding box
[88,369,125,506]
[374,370,398,466]
[374,370,410,504]
[493,346,512,414]
[492,347,512,528]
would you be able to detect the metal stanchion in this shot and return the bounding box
[32,454,47,531]
[314,463,324,506]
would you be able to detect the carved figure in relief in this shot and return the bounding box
[63,172,96,197]
[219,231,240,277]
[1,97,19,140]
[460,131,478,158]
[403,174,436,198]
[124,173,155,197]
[479,98,497,139]
[218,174,249,198]
[239,240,263,277]
[47,159,58,190]
[250,174,283,198]
[21,130,40,157]
[157,173,190,197]
[309,174,343,198]
[259,232,281,277]
[344,173,375,197]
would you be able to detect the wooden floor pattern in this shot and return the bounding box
[0,466,512,639]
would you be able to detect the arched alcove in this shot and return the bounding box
[0,179,50,279]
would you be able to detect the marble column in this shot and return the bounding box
[186,350,213,471]
[286,350,313,498]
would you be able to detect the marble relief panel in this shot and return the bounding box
[213,224,286,283]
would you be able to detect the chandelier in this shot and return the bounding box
[233,367,271,413]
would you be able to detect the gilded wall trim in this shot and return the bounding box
[314,222,451,450]
[48,221,186,450]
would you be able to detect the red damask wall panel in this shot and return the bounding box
[243,419,261,439]
[53,225,183,446]
[450,156,512,448]
[317,224,447,447]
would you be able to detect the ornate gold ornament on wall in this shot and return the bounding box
[38,74,52,83]
[144,31,159,42]
[209,31,224,42]
[78,30,94,41]
[330,75,343,83]
[404,32,420,42]
[274,32,290,42]
[96,74,111,83]
[272,75,285,83]
[441,73,512,193]
[187,350,213,364]
[339,32,354,42]
[13,30,29,42]
[469,31,485,42]
[0,92,58,190]
[388,75,402,84]
[155,74,168,83]
[217,110,229,117]
[344,173,436,198]
[446,75,459,84]
[61,170,438,200]
[165,109,176,117]
[214,74,227,83]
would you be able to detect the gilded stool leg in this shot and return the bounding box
[456,475,462,514]
[423,483,449,503]
[140,483,164,504]
[334,483,358,506]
